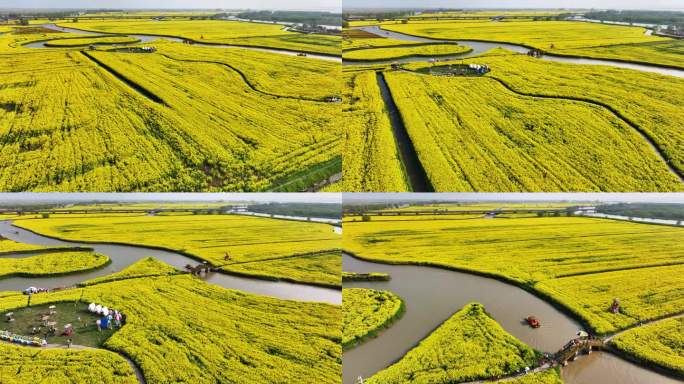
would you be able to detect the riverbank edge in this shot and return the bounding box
[51,22,342,58]
[343,46,473,62]
[44,37,142,48]
[371,26,684,72]
[342,272,391,282]
[343,41,459,52]
[0,246,94,257]
[342,292,405,351]
[0,253,112,281]
[9,221,341,291]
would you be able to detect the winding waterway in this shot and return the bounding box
[25,24,341,62]
[0,220,341,305]
[342,252,683,384]
[346,26,684,78]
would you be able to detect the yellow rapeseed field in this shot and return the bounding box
[344,215,684,332]
[15,213,341,286]
[381,71,681,191]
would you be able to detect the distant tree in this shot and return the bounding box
[401,19,408,24]
[72,18,78,23]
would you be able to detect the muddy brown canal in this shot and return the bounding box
[0,220,341,305]
[343,253,682,384]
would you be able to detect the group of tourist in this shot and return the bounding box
[88,303,126,331]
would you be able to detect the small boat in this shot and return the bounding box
[527,316,541,328]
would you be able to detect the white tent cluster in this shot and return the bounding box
[88,302,113,316]
[468,63,490,74]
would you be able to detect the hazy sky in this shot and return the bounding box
[0,0,340,11]
[343,0,682,10]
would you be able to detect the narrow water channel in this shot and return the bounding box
[25,24,342,62]
[347,26,684,78]
[0,220,341,305]
[342,252,682,384]
[375,72,433,192]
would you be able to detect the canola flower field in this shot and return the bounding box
[342,288,403,349]
[0,250,109,279]
[55,19,341,55]
[0,274,341,384]
[342,36,424,50]
[0,342,139,384]
[379,20,684,69]
[0,237,66,254]
[14,213,341,286]
[343,214,684,376]
[343,43,471,61]
[44,35,141,47]
[610,316,684,377]
[382,70,681,192]
[432,51,684,180]
[365,303,545,383]
[0,23,341,192]
[342,71,409,192]
[80,256,179,286]
[343,42,684,192]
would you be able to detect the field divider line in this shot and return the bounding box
[482,75,684,184]
[156,53,335,103]
[554,260,684,279]
[604,310,684,343]
[79,50,168,106]
[220,249,341,266]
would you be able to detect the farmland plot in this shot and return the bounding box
[381,20,682,66]
[342,288,403,349]
[436,52,684,179]
[365,303,543,383]
[0,44,341,191]
[610,317,684,376]
[56,19,341,55]
[14,213,341,286]
[0,274,341,384]
[343,43,471,61]
[0,250,109,279]
[382,71,681,191]
[342,71,409,192]
[0,342,139,384]
[344,216,684,321]
[537,264,684,333]
[344,214,684,377]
